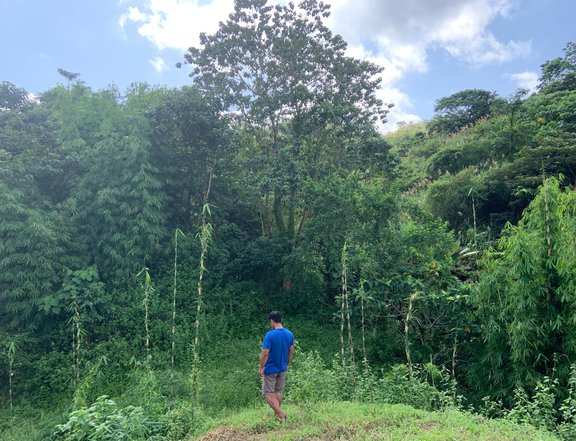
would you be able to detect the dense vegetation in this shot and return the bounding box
[1,1,575,439]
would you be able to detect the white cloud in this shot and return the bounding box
[149,56,168,72]
[329,0,530,71]
[120,0,235,50]
[119,6,147,28]
[378,87,422,133]
[119,0,530,131]
[506,71,539,93]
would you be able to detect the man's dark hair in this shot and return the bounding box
[268,311,282,323]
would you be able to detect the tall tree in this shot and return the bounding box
[476,178,576,398]
[0,81,31,111]
[76,125,166,281]
[428,89,504,135]
[145,86,231,231]
[0,175,72,330]
[183,0,389,239]
[538,42,576,93]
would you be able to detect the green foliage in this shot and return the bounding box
[287,350,340,403]
[428,89,505,135]
[476,178,576,396]
[77,129,167,280]
[504,364,576,440]
[185,0,392,239]
[39,266,106,319]
[52,395,162,441]
[557,365,576,439]
[539,42,576,93]
[288,350,456,412]
[0,81,31,111]
[0,179,72,328]
[3,29,576,441]
[120,369,167,417]
[163,400,211,440]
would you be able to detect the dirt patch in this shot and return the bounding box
[420,421,441,431]
[474,416,488,425]
[303,421,383,441]
[197,427,256,441]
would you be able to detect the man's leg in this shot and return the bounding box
[274,371,287,421]
[264,393,285,419]
[263,374,286,420]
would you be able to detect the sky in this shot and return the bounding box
[1,0,574,132]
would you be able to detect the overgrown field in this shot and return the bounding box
[192,402,557,441]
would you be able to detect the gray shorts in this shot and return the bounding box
[262,371,287,395]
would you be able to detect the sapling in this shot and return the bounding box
[542,172,552,258]
[404,292,417,378]
[137,268,154,366]
[356,280,369,364]
[192,171,213,404]
[339,276,346,370]
[7,340,17,414]
[171,228,185,403]
[69,293,83,387]
[341,242,355,368]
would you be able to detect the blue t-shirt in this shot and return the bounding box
[262,328,294,375]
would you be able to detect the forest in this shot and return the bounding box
[1,1,576,440]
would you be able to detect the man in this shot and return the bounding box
[259,311,295,422]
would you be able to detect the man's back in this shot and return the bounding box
[262,328,294,375]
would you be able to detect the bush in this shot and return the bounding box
[52,395,163,441]
[287,350,340,403]
[507,364,576,440]
[119,369,167,417]
[163,400,211,440]
[288,350,455,412]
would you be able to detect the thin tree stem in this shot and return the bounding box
[193,170,213,403]
[171,229,181,403]
[405,292,417,378]
[361,296,367,364]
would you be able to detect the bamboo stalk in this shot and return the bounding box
[171,229,184,403]
[405,292,417,378]
[452,330,458,381]
[7,341,16,415]
[361,295,367,364]
[137,268,153,366]
[144,276,150,364]
[339,292,346,370]
[75,301,81,385]
[342,244,355,368]
[192,170,213,404]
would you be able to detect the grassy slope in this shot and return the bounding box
[191,401,557,441]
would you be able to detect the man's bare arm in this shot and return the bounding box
[287,344,295,369]
[259,348,269,377]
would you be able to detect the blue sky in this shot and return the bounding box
[1,0,574,131]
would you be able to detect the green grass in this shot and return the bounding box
[0,409,64,441]
[190,401,558,441]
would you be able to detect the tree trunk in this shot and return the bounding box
[273,187,285,236]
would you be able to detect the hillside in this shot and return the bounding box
[1,0,576,437]
[191,402,557,441]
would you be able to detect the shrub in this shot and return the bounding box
[359,364,454,411]
[287,350,340,403]
[287,350,454,412]
[507,364,576,440]
[52,395,163,441]
[163,400,211,440]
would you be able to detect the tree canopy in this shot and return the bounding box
[428,89,504,135]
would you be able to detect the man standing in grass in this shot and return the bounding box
[259,311,295,423]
